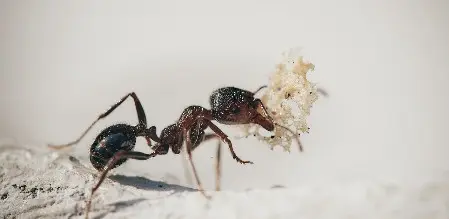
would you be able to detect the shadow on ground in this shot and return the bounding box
[109,174,198,192]
[91,175,197,219]
[92,198,147,219]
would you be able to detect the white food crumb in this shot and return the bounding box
[240,47,319,152]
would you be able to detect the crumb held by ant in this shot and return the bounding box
[240,47,319,151]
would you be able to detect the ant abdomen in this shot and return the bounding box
[89,124,137,171]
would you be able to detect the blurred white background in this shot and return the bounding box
[1,0,448,190]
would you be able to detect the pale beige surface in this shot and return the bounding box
[1,0,449,218]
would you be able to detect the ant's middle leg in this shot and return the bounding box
[183,134,222,191]
[198,134,222,191]
[85,150,156,219]
[183,129,211,199]
[49,92,148,149]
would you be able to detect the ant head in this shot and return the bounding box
[210,87,274,131]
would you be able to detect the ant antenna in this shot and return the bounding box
[253,85,268,96]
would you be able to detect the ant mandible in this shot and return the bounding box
[47,85,303,218]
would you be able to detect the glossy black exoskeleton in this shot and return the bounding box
[89,124,138,171]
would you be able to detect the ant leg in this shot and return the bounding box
[180,131,222,191]
[183,129,211,199]
[215,140,222,191]
[181,122,208,186]
[49,92,148,149]
[85,150,156,219]
[187,134,222,191]
[202,119,253,164]
[180,132,217,187]
[189,133,218,151]
[180,150,193,186]
[199,134,222,191]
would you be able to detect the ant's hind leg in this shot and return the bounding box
[49,92,148,149]
[85,151,156,219]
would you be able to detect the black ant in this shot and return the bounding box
[47,86,312,218]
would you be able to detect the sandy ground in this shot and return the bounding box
[1,140,449,219]
[1,0,449,219]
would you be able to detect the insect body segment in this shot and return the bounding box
[89,124,137,171]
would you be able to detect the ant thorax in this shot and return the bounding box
[240,48,319,152]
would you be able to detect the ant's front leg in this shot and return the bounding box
[202,120,253,165]
[49,92,150,149]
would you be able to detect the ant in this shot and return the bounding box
[47,85,310,218]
